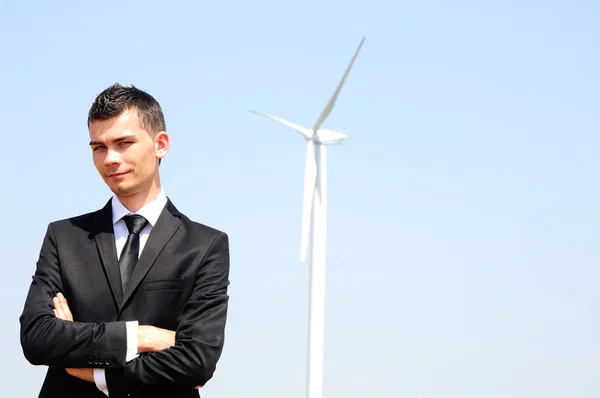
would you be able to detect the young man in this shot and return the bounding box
[19,83,230,397]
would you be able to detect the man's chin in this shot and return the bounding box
[107,182,136,197]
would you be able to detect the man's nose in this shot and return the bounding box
[104,148,121,166]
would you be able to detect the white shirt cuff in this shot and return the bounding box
[93,368,109,396]
[125,320,139,362]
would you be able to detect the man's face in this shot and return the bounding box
[89,109,167,197]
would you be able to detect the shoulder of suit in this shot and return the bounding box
[166,199,227,238]
[46,208,102,230]
[177,213,228,239]
[44,197,111,230]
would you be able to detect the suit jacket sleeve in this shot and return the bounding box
[105,231,230,395]
[19,223,128,368]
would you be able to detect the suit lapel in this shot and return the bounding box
[120,199,182,310]
[92,200,124,307]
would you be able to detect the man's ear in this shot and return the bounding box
[155,131,169,165]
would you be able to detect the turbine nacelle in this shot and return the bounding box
[312,129,346,145]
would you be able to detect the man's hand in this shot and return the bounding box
[65,367,94,382]
[137,325,176,353]
[53,293,73,321]
[137,326,203,389]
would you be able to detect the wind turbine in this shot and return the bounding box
[249,37,365,398]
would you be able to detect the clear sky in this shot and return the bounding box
[1,0,599,397]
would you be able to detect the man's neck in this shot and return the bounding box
[117,185,163,213]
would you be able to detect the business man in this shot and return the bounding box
[19,83,230,398]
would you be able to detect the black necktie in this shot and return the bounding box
[119,214,149,292]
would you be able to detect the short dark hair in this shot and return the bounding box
[87,83,166,137]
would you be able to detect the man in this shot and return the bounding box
[19,83,230,397]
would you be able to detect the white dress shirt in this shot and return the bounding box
[94,189,168,396]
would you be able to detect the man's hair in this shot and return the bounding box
[87,83,166,137]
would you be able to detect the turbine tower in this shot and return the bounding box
[250,37,365,398]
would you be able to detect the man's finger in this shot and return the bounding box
[65,368,94,383]
[53,293,73,321]
[53,297,65,319]
[57,293,73,321]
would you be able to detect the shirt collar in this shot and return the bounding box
[111,189,168,227]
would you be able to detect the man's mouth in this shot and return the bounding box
[108,171,130,179]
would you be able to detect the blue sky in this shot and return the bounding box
[1,0,599,397]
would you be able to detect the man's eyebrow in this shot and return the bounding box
[89,134,136,146]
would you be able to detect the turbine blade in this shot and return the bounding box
[301,140,317,262]
[312,37,365,132]
[249,109,312,139]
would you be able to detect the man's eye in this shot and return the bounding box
[92,146,106,151]
[119,141,133,146]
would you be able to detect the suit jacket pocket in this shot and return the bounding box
[145,278,183,292]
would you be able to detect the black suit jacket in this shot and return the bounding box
[19,198,230,398]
